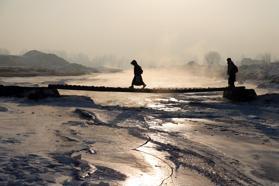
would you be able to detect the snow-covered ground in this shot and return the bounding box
[0,69,278,185]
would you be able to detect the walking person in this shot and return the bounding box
[130,60,146,89]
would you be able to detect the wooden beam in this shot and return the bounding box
[48,84,237,93]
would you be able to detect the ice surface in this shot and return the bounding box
[0,71,278,185]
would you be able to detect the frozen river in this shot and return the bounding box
[0,70,278,185]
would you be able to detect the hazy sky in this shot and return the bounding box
[1,0,279,64]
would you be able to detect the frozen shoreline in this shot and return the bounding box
[0,72,278,185]
[0,92,278,185]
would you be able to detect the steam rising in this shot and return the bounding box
[1,0,279,66]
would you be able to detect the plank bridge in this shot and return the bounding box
[48,84,231,93]
[1,84,255,101]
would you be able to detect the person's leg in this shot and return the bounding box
[228,75,235,87]
[231,74,236,87]
[130,76,135,88]
[228,76,233,87]
[139,76,146,89]
[142,83,146,89]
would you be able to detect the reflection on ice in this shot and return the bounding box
[146,103,181,112]
[149,119,193,133]
[146,96,193,112]
[145,115,195,134]
[125,144,171,186]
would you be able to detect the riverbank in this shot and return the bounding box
[0,71,278,185]
[0,91,278,185]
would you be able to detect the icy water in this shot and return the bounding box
[0,70,279,185]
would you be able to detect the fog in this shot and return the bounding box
[1,0,279,66]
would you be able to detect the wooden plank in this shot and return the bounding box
[48,84,240,93]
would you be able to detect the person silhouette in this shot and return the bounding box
[130,60,146,89]
[227,58,238,88]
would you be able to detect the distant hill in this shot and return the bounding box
[0,50,98,76]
